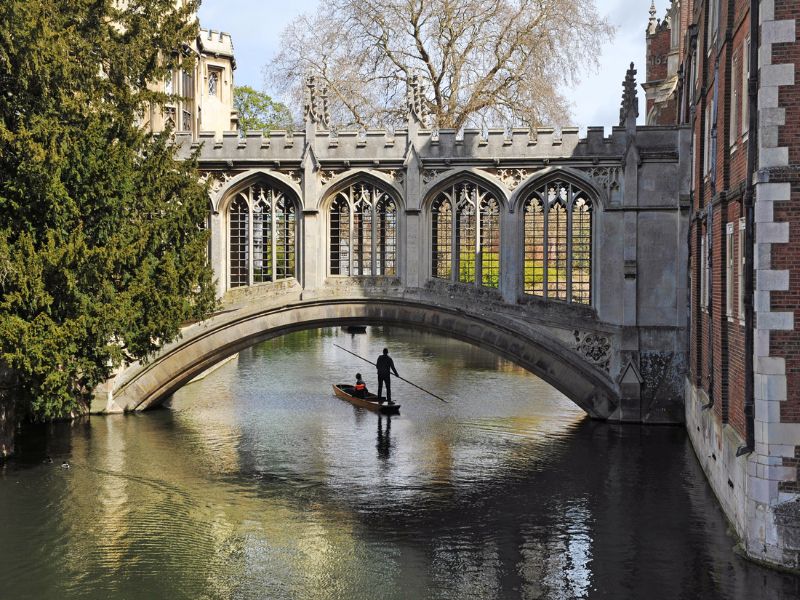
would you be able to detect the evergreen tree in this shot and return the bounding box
[0,0,216,456]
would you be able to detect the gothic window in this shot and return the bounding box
[227,181,297,289]
[522,180,593,305]
[208,70,219,97]
[329,182,397,277]
[229,195,249,288]
[431,181,500,289]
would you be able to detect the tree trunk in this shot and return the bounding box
[0,367,17,458]
[0,390,15,458]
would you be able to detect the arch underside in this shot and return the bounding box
[101,299,619,419]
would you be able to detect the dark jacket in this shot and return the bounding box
[376,355,398,377]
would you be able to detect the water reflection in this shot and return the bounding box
[377,415,392,462]
[0,327,798,600]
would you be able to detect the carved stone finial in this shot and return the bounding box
[304,74,330,129]
[407,75,427,126]
[619,62,639,127]
[647,0,658,35]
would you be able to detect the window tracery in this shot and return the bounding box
[329,182,397,276]
[227,182,297,288]
[431,181,500,289]
[523,180,593,304]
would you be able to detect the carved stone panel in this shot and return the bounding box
[481,168,533,190]
[574,330,611,372]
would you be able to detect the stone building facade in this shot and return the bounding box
[644,0,799,571]
[143,27,238,137]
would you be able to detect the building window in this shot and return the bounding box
[165,73,174,95]
[252,186,296,283]
[726,222,734,318]
[523,180,593,305]
[738,218,745,321]
[704,103,712,174]
[729,54,739,148]
[182,70,194,100]
[182,109,192,133]
[208,70,219,97]
[228,182,297,289]
[742,37,750,135]
[329,182,397,276]
[229,195,249,288]
[432,196,453,280]
[700,232,708,311]
[707,0,719,52]
[431,181,500,289]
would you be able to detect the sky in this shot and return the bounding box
[198,0,661,131]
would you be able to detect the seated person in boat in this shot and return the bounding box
[354,373,368,398]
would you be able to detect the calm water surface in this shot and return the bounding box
[1,327,798,600]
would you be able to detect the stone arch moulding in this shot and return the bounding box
[421,167,512,212]
[97,299,619,419]
[509,166,606,214]
[212,169,304,213]
[318,168,405,213]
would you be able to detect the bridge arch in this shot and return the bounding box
[96,297,618,419]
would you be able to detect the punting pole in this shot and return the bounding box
[333,343,449,404]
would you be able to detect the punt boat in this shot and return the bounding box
[332,384,401,414]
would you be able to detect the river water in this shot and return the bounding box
[1,327,798,600]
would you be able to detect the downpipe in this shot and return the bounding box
[737,0,759,457]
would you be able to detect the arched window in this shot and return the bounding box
[431,181,501,289]
[329,182,397,276]
[227,181,298,289]
[523,180,593,305]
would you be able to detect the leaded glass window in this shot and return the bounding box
[522,180,593,305]
[431,181,500,289]
[329,182,397,277]
[208,70,219,96]
[229,195,249,288]
[227,181,297,289]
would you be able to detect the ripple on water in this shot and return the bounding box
[2,327,799,600]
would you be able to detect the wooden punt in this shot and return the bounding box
[332,384,400,414]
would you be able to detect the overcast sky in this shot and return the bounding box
[198,0,660,131]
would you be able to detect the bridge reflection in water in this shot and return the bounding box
[2,328,798,599]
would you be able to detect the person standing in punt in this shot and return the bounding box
[376,348,399,405]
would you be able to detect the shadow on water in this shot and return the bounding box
[1,327,798,600]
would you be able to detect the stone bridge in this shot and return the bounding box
[92,71,691,422]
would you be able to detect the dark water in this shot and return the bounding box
[1,327,798,600]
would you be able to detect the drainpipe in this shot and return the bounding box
[737,0,759,457]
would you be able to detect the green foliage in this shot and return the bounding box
[234,85,294,132]
[0,0,216,420]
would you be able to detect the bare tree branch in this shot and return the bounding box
[265,0,613,129]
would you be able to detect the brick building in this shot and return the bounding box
[644,0,799,569]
